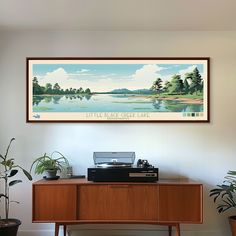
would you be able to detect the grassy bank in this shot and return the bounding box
[152,93,203,100]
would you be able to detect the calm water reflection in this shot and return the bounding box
[33,94,203,113]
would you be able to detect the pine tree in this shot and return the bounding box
[84,88,91,94]
[53,83,61,94]
[169,75,184,94]
[183,78,190,94]
[32,77,43,95]
[151,78,163,95]
[44,83,53,94]
[188,67,202,95]
[163,81,172,93]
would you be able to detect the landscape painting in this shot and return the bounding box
[27,58,209,122]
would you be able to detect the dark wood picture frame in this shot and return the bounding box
[27,57,210,122]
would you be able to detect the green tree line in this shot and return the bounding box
[33,77,91,95]
[151,67,203,95]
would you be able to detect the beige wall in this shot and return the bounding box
[0,30,236,236]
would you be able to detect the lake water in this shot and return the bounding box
[33,94,203,113]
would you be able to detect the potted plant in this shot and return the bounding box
[0,138,32,236]
[30,151,69,179]
[210,170,236,235]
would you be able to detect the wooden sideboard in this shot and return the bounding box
[32,179,203,236]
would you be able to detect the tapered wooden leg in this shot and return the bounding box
[63,224,67,236]
[168,225,172,236]
[175,223,180,236]
[55,223,60,236]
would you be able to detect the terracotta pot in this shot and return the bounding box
[0,219,21,236]
[229,216,236,236]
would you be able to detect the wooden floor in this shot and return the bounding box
[59,225,180,236]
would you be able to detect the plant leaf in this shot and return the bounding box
[22,168,33,181]
[5,138,15,158]
[9,180,22,186]
[10,200,20,204]
[228,171,236,176]
[8,169,18,177]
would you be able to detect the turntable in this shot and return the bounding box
[87,152,158,182]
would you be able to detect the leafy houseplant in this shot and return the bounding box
[210,170,236,235]
[0,138,32,236]
[30,151,69,179]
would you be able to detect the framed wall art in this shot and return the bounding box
[26,57,210,122]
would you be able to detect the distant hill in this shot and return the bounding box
[110,88,154,94]
[111,88,132,94]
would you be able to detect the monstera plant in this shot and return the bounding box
[210,170,236,236]
[0,138,32,236]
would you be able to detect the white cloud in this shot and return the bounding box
[38,68,80,89]
[81,69,90,73]
[69,73,92,77]
[132,64,165,80]
[76,69,90,74]
[39,68,68,85]
[127,64,165,89]
[68,69,92,77]
[45,67,68,81]
[37,68,116,92]
[94,73,117,79]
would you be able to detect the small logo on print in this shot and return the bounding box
[33,114,40,119]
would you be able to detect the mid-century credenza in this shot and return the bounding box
[32,179,203,236]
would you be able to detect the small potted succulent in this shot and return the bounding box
[210,170,236,236]
[30,151,69,179]
[0,138,32,236]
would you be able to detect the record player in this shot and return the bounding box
[87,152,158,182]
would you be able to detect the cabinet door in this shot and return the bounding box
[158,185,202,223]
[33,185,77,221]
[78,184,158,221]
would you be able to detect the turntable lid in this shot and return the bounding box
[93,152,135,166]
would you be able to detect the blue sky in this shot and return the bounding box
[33,63,203,78]
[34,64,141,76]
